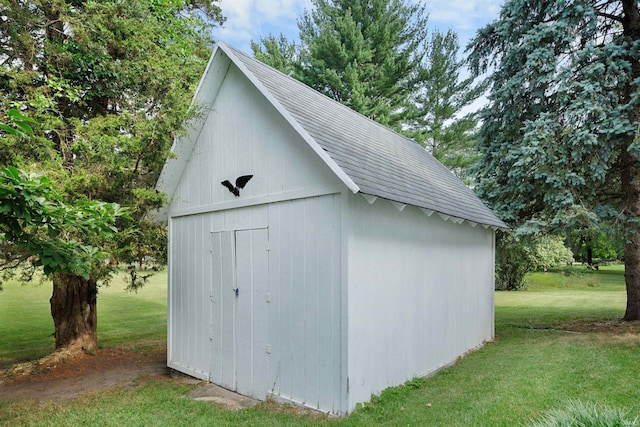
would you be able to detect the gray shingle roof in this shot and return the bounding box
[221,43,507,229]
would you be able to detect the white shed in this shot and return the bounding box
[155,42,507,415]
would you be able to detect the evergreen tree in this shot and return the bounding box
[0,0,224,351]
[468,0,640,319]
[410,30,485,181]
[252,1,485,170]
[251,33,299,76]
[295,0,428,132]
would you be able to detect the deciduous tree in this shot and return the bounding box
[0,165,127,350]
[468,0,640,319]
[0,0,224,350]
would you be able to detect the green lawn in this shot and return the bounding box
[2,264,640,426]
[0,271,167,366]
[498,263,627,329]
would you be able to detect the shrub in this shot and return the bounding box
[495,232,533,290]
[531,235,574,272]
[495,232,574,290]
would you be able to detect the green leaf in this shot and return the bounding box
[13,121,34,135]
[0,123,20,135]
[7,108,35,122]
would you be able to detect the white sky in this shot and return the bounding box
[213,0,504,54]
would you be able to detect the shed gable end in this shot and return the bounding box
[169,63,342,214]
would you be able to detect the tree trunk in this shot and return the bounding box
[50,273,98,351]
[624,237,640,321]
[622,144,640,321]
[621,0,640,321]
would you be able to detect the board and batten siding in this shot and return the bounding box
[345,192,495,408]
[266,193,344,413]
[161,44,501,416]
[165,59,349,414]
[168,195,345,412]
[169,63,341,215]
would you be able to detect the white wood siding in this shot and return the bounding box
[168,194,344,412]
[345,193,495,409]
[266,193,344,413]
[168,214,214,380]
[168,205,269,383]
[164,52,497,416]
[169,64,341,215]
[233,227,270,397]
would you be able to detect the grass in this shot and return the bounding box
[2,264,640,426]
[0,271,167,366]
[529,399,639,427]
[497,263,627,329]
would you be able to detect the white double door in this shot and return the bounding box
[209,228,269,398]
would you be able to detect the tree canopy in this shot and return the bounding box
[0,165,125,284]
[252,0,484,176]
[409,30,485,182]
[252,33,299,77]
[1,0,223,275]
[468,0,640,319]
[0,109,113,285]
[0,0,224,349]
[254,0,429,133]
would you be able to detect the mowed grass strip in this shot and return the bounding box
[0,271,167,366]
[2,264,640,426]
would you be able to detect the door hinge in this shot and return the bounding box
[265,344,272,354]
[209,291,216,303]
[266,293,272,303]
[266,242,272,252]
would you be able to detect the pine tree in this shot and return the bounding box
[410,30,485,182]
[252,1,485,177]
[295,0,428,132]
[468,0,640,319]
[251,34,299,76]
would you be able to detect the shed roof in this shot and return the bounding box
[158,42,507,229]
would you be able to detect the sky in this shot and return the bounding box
[212,0,505,56]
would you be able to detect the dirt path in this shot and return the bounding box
[0,342,172,401]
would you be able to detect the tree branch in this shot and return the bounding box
[596,11,624,23]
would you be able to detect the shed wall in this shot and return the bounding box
[266,194,345,413]
[170,64,341,215]
[345,193,495,409]
[166,60,349,414]
[168,196,345,413]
